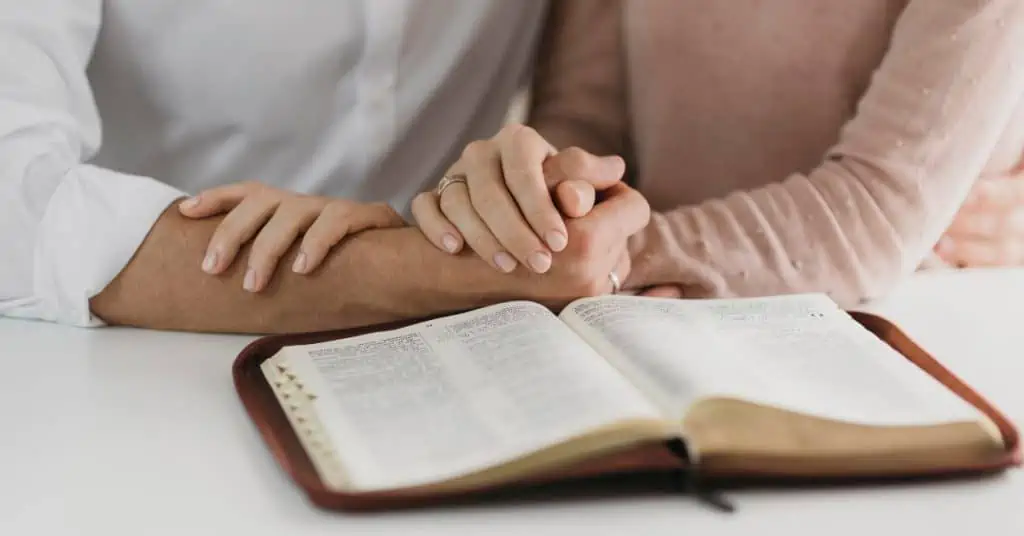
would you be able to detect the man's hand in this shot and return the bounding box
[178,182,404,292]
[638,285,684,299]
[90,132,647,335]
[937,170,1024,267]
[411,123,624,274]
[91,181,649,334]
[513,181,651,305]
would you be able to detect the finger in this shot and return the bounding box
[499,126,568,252]
[639,285,684,299]
[936,236,1023,267]
[439,181,519,273]
[463,142,552,273]
[962,176,1024,209]
[580,183,651,240]
[543,148,625,191]
[607,251,632,295]
[339,203,405,240]
[244,199,321,292]
[412,192,464,254]
[945,210,1000,239]
[947,205,1024,239]
[203,194,280,274]
[554,179,597,218]
[178,182,258,218]
[295,201,402,274]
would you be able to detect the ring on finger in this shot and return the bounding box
[436,173,469,198]
[608,270,622,294]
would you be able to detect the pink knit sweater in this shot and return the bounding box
[530,0,1024,306]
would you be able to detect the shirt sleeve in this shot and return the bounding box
[627,0,1024,307]
[0,1,184,326]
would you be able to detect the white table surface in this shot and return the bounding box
[3,269,1023,536]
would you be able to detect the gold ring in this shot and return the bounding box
[436,173,468,197]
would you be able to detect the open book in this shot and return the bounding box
[250,294,1018,508]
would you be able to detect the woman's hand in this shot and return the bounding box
[515,181,652,305]
[411,123,626,274]
[937,170,1024,267]
[178,182,405,292]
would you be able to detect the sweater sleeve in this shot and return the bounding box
[627,0,1024,307]
[528,0,629,158]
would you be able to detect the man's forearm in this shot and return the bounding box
[90,205,526,333]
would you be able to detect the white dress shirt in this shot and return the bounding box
[0,0,546,326]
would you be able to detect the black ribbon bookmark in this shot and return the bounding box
[665,438,736,513]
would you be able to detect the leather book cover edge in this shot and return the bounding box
[231,310,1021,511]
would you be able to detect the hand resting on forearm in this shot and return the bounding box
[89,205,525,334]
[90,196,643,334]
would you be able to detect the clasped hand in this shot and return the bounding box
[938,162,1024,267]
[411,124,649,296]
[176,124,651,300]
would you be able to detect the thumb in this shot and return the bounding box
[543,149,625,191]
[554,179,596,218]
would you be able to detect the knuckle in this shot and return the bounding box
[500,123,526,137]
[277,197,308,217]
[573,228,601,258]
[368,202,402,224]
[321,199,353,219]
[462,140,492,162]
[249,189,280,206]
[508,124,541,149]
[559,147,590,174]
[240,180,266,194]
[411,192,435,212]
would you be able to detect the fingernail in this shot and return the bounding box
[201,251,218,273]
[442,233,460,253]
[180,196,200,211]
[292,252,307,273]
[566,180,595,217]
[243,267,258,292]
[493,252,518,273]
[602,155,625,175]
[545,231,567,252]
[570,181,589,202]
[528,251,552,273]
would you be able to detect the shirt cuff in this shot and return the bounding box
[25,164,184,326]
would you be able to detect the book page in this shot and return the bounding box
[560,294,984,426]
[279,301,664,492]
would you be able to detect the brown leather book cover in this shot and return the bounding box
[232,311,1021,511]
